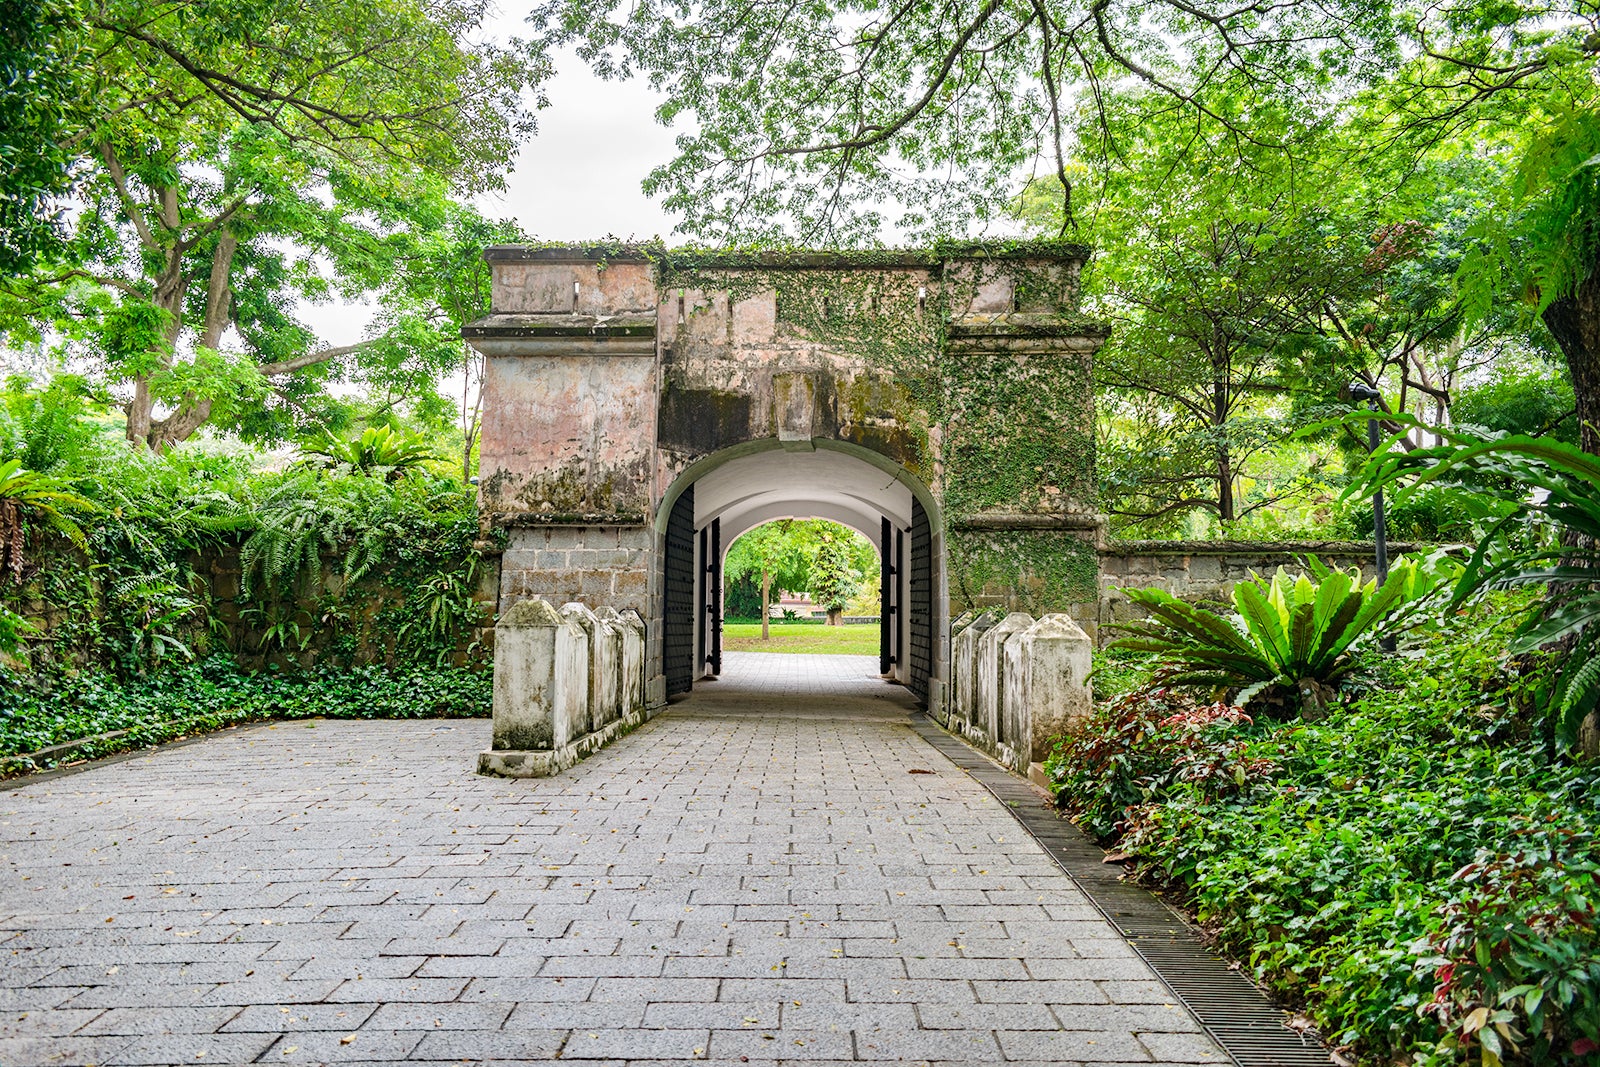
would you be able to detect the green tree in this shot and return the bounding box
[539,0,1397,242]
[544,0,1599,458]
[2,0,547,451]
[0,0,84,273]
[364,203,525,481]
[723,521,811,640]
[808,527,869,626]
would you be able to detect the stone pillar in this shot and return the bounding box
[618,609,646,714]
[942,255,1108,631]
[463,246,661,668]
[593,606,625,727]
[559,603,601,735]
[977,612,1036,749]
[952,611,997,727]
[480,598,590,777]
[1005,613,1094,770]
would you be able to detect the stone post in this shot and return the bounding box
[977,612,1036,749]
[480,597,590,777]
[1005,613,1094,772]
[593,606,625,727]
[619,609,646,714]
[560,602,601,735]
[953,611,998,726]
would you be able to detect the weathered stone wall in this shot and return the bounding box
[496,525,653,618]
[1094,539,1411,641]
[7,541,499,672]
[466,243,1113,703]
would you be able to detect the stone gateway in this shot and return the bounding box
[463,242,1108,755]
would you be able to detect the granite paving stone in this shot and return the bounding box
[0,651,1225,1065]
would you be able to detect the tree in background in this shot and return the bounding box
[723,520,877,635]
[0,0,546,451]
[366,204,524,482]
[538,0,1396,242]
[543,0,1598,459]
[722,521,810,640]
[808,529,866,626]
[0,0,84,274]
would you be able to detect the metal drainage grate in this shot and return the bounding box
[911,714,1331,1067]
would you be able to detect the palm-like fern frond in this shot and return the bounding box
[1111,557,1438,715]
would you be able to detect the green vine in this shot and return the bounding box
[947,529,1100,616]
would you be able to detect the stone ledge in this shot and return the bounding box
[952,512,1105,531]
[490,511,648,528]
[1103,538,1428,556]
[478,700,662,778]
[462,313,657,356]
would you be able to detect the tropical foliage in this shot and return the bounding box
[1052,596,1600,1067]
[1110,557,1442,715]
[1358,423,1600,748]
[301,425,438,481]
[0,0,541,450]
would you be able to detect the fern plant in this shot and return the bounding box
[1110,558,1439,717]
[301,425,436,481]
[0,459,93,582]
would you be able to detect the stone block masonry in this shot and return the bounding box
[496,524,654,618]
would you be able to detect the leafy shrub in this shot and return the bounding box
[1453,364,1578,446]
[1418,820,1600,1066]
[301,424,438,480]
[0,655,491,770]
[1109,556,1441,716]
[1334,482,1479,542]
[1359,425,1600,747]
[1047,687,1270,838]
[1049,592,1600,1066]
[0,458,92,580]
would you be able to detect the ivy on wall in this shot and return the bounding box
[512,241,1111,616]
[947,529,1101,616]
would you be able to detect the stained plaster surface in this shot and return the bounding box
[0,653,1223,1066]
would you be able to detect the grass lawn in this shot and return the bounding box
[722,622,880,655]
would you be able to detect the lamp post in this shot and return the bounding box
[1348,383,1398,648]
[1348,383,1389,587]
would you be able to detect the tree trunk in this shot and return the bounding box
[1541,261,1600,756]
[1212,352,1235,522]
[1542,264,1600,457]
[827,608,842,626]
[760,570,771,641]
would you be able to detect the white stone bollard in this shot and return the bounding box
[618,609,646,714]
[977,612,1035,749]
[480,597,590,776]
[953,611,998,723]
[593,606,625,727]
[560,603,602,735]
[1006,613,1094,769]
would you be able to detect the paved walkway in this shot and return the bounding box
[0,654,1225,1066]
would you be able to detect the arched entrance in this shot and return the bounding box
[464,242,1110,724]
[654,442,942,704]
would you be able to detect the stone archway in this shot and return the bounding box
[464,242,1108,715]
[654,442,940,702]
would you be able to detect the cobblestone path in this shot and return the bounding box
[0,653,1225,1066]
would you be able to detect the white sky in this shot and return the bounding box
[298,42,679,346]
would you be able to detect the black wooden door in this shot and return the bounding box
[908,497,932,705]
[709,518,722,675]
[879,516,895,675]
[664,484,695,697]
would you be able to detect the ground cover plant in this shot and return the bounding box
[1051,595,1600,1066]
[0,656,490,774]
